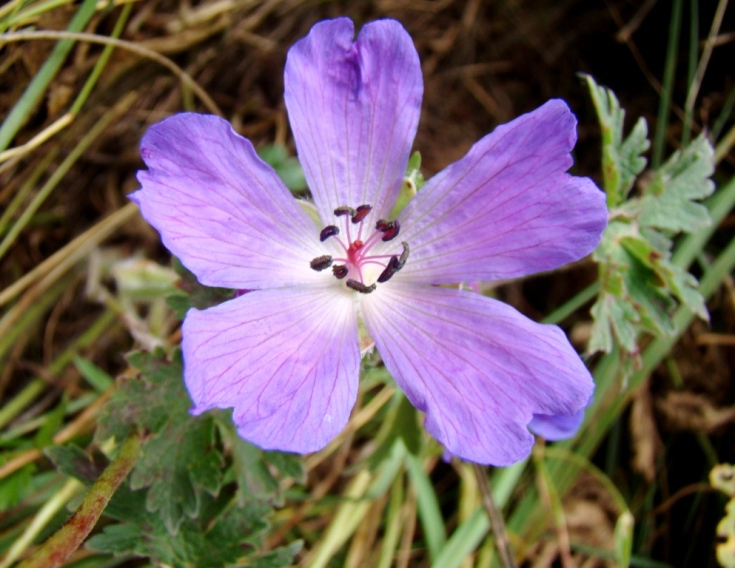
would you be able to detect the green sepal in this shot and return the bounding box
[167,257,234,319]
[391,150,425,217]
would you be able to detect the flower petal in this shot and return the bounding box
[284,18,423,224]
[182,286,360,453]
[396,100,607,284]
[529,407,586,441]
[132,113,324,289]
[361,284,594,465]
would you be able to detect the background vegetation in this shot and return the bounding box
[1,0,734,566]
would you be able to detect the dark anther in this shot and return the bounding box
[395,241,410,270]
[320,225,340,242]
[332,264,348,279]
[334,206,355,217]
[351,204,372,224]
[377,256,400,283]
[310,255,333,271]
[346,279,376,294]
[375,219,400,241]
[377,242,410,283]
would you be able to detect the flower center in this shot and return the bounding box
[309,204,409,294]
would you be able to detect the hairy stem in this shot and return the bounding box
[17,432,142,568]
[472,463,517,568]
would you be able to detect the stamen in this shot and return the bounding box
[312,205,409,290]
[320,225,340,242]
[310,255,333,271]
[377,257,400,283]
[395,241,410,270]
[346,279,376,294]
[351,204,372,224]
[334,206,355,217]
[332,264,348,279]
[376,219,400,241]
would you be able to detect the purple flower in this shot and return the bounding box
[131,18,607,466]
[528,408,587,442]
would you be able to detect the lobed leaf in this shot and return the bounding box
[586,77,715,365]
[583,74,649,207]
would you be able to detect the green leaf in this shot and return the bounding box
[637,134,715,232]
[88,487,288,568]
[44,444,108,485]
[586,81,715,365]
[583,74,649,207]
[249,540,304,567]
[263,450,306,485]
[97,349,224,534]
[131,417,222,533]
[85,523,142,555]
[224,423,281,506]
[95,349,190,442]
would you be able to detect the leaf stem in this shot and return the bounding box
[472,463,517,568]
[17,432,142,568]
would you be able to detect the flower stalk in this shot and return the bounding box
[18,432,142,568]
[472,463,517,568]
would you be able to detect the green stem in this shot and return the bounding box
[542,282,599,325]
[472,464,517,568]
[652,0,681,168]
[17,432,142,568]
[69,2,133,116]
[681,0,699,146]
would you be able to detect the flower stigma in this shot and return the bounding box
[309,204,410,294]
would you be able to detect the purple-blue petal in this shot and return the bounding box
[529,407,587,441]
[182,286,360,453]
[362,284,594,466]
[285,17,423,225]
[395,100,608,284]
[133,113,324,290]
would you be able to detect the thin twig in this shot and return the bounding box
[472,463,518,568]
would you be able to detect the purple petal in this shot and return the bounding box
[285,18,423,224]
[395,100,607,284]
[182,286,360,453]
[132,113,324,290]
[529,407,587,441]
[361,284,594,465]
